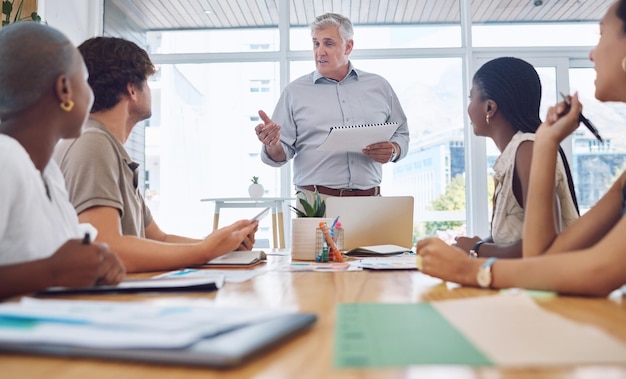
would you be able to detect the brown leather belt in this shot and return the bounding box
[298,185,380,197]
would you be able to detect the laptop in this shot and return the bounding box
[0,313,317,368]
[325,196,414,251]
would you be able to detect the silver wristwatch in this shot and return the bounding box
[469,240,485,259]
[389,144,398,162]
[477,257,497,288]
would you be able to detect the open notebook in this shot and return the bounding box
[325,196,414,251]
[202,250,266,267]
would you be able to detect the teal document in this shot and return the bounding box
[334,303,492,368]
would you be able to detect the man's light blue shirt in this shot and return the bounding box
[261,62,409,190]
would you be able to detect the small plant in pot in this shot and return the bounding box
[290,190,325,217]
[248,176,264,198]
[290,190,332,261]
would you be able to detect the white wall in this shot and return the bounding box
[40,0,147,193]
[39,0,102,45]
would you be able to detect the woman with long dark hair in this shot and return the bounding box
[455,57,579,259]
[417,0,626,296]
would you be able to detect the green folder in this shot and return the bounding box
[334,303,492,368]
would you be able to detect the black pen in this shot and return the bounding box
[82,232,91,245]
[559,92,603,142]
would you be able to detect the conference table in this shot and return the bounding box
[2,251,626,379]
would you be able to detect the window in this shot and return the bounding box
[145,62,280,238]
[290,24,461,51]
[105,0,609,245]
[569,68,626,213]
[250,43,271,50]
[146,29,279,54]
[291,57,465,242]
[250,80,271,93]
[472,23,598,48]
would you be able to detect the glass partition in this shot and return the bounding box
[291,58,465,243]
[103,0,610,245]
[146,62,281,239]
[569,68,626,213]
[146,29,279,54]
[290,24,461,51]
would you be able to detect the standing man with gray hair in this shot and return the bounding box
[255,13,409,203]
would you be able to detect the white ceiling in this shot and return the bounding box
[106,0,611,31]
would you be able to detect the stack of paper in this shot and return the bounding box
[355,255,417,270]
[38,276,224,295]
[0,298,291,349]
[345,244,412,257]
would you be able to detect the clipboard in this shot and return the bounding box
[317,122,399,152]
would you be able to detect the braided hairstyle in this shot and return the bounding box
[473,57,580,214]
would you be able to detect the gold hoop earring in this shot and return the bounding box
[486,114,490,126]
[621,57,626,72]
[60,100,74,112]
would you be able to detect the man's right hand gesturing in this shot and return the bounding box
[255,110,285,161]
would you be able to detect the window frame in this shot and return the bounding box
[145,0,600,240]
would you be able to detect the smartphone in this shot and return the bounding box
[250,207,270,222]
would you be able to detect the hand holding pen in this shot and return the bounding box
[82,232,91,245]
[542,92,595,144]
[559,92,603,142]
[46,237,125,288]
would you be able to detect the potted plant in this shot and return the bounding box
[248,176,264,198]
[290,190,325,217]
[290,190,333,261]
[2,0,41,27]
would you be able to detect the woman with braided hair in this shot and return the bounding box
[454,57,579,259]
[417,0,626,296]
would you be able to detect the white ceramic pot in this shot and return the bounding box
[248,183,264,198]
[291,217,334,261]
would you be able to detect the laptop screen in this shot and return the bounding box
[325,196,414,250]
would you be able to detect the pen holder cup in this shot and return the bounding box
[315,228,344,255]
[291,217,334,261]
